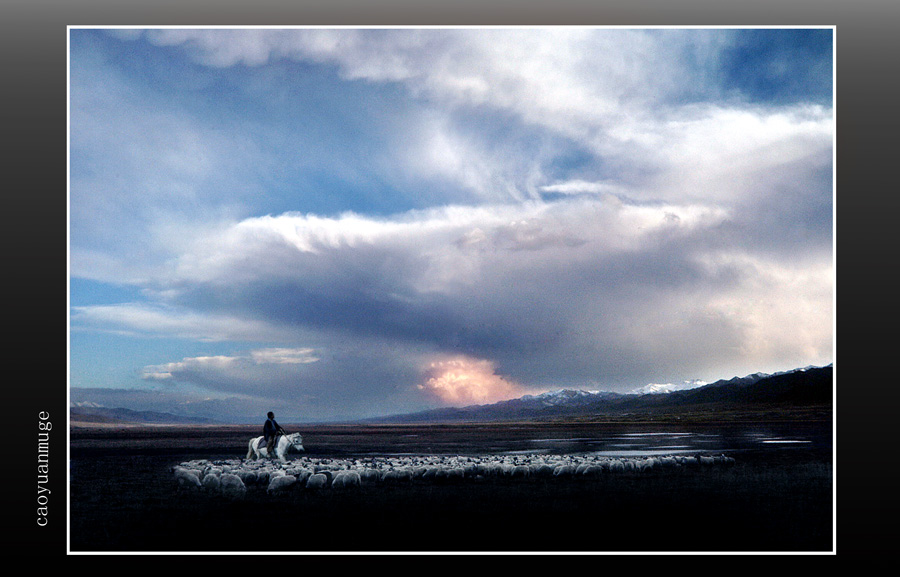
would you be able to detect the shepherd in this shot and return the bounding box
[264,411,286,458]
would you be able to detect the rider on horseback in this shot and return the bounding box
[264,411,287,458]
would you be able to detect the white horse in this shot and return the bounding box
[246,432,304,462]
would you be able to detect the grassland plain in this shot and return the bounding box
[68,419,833,553]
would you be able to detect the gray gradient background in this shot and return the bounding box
[4,0,893,555]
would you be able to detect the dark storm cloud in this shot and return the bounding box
[135,193,829,392]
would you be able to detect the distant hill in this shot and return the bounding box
[70,404,222,425]
[360,365,833,424]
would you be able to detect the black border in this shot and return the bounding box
[7,0,893,559]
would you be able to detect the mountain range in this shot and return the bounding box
[70,364,832,425]
[69,403,222,425]
[359,364,833,424]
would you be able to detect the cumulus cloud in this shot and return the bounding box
[419,355,533,406]
[110,193,828,392]
[249,347,319,364]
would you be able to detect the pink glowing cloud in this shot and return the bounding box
[418,355,527,406]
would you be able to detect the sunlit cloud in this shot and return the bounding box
[249,347,320,364]
[418,355,530,406]
[143,355,239,381]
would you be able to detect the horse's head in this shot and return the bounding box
[289,432,305,451]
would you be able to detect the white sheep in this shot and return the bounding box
[475,463,497,477]
[294,468,313,485]
[220,473,247,497]
[305,473,328,490]
[658,456,678,469]
[332,470,361,490]
[639,458,657,472]
[202,474,220,491]
[174,467,202,488]
[177,463,204,475]
[510,465,531,479]
[172,450,738,496]
[360,468,382,485]
[267,474,297,493]
[681,456,699,467]
[383,468,413,484]
[312,470,333,485]
[237,470,258,486]
[444,467,465,482]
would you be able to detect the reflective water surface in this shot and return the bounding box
[500,423,832,458]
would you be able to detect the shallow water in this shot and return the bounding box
[492,425,829,458]
[69,421,832,462]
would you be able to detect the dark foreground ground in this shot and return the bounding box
[69,421,833,553]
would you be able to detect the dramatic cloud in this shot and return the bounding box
[89,194,831,391]
[419,355,532,406]
[68,28,833,422]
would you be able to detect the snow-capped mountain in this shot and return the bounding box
[629,379,708,395]
[522,378,710,404]
[71,401,105,408]
[363,364,833,424]
[519,389,602,405]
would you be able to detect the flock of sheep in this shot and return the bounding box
[172,452,736,497]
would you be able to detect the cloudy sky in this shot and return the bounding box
[68,27,833,423]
